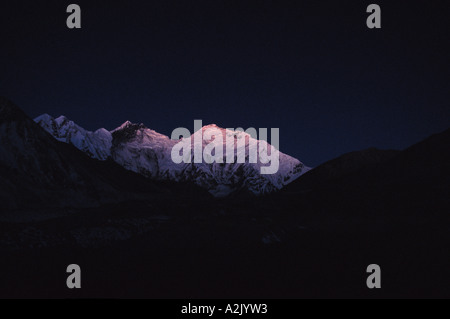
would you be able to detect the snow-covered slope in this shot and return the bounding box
[35,115,311,196]
[35,114,112,160]
[167,124,310,196]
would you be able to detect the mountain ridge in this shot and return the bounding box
[35,114,310,196]
[280,127,450,201]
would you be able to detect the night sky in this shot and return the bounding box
[1,1,449,166]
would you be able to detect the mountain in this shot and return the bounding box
[35,115,310,196]
[34,114,112,160]
[0,97,196,211]
[279,128,450,212]
[283,147,400,192]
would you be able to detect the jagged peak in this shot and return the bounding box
[54,115,71,126]
[95,127,110,134]
[113,120,134,131]
[34,114,71,127]
[113,121,151,133]
[195,124,261,141]
[195,124,228,135]
[55,115,68,121]
[202,123,219,129]
[34,113,54,123]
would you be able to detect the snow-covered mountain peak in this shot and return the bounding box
[113,120,134,132]
[34,113,53,123]
[112,121,170,144]
[200,123,220,130]
[95,127,110,134]
[35,115,311,196]
[34,114,112,160]
[113,120,154,133]
[191,124,276,154]
[55,115,69,125]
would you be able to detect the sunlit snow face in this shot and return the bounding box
[170,120,280,174]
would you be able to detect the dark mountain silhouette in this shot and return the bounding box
[281,147,400,193]
[282,128,450,197]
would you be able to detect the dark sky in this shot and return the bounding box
[1,0,449,166]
